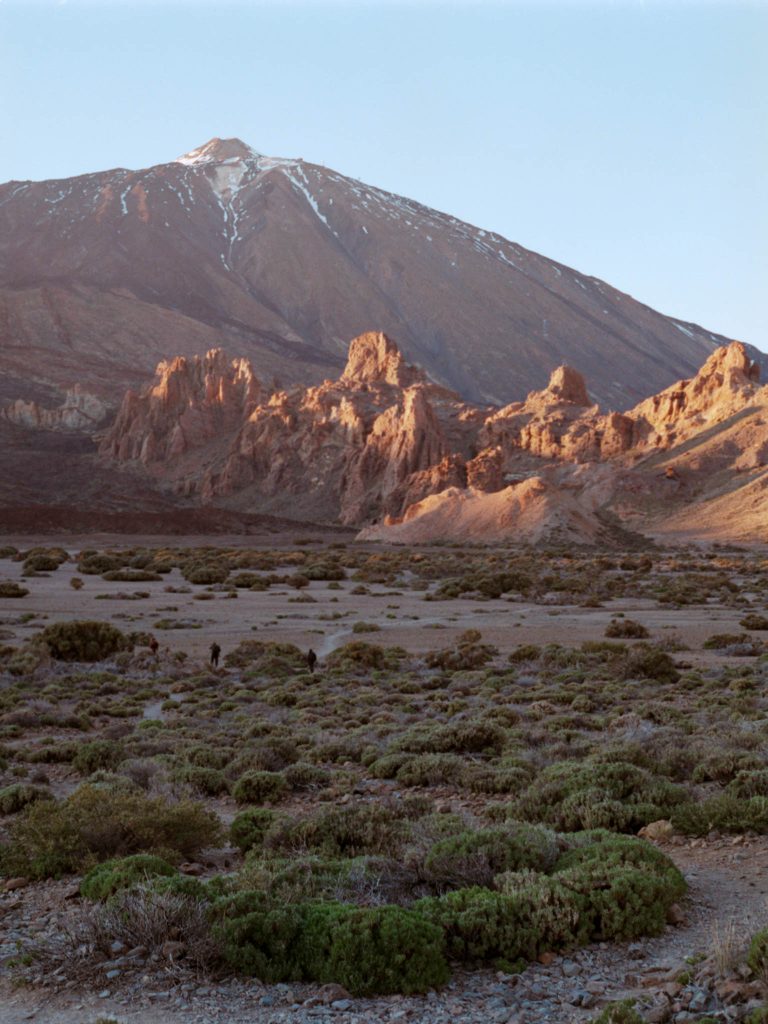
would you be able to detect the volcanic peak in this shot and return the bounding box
[176,137,262,166]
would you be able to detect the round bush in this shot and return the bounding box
[80,853,178,901]
[38,620,132,662]
[232,770,289,805]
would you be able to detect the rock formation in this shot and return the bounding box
[100,334,768,543]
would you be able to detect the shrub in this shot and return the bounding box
[80,853,178,901]
[747,928,768,983]
[78,554,125,574]
[672,795,768,835]
[102,569,162,582]
[264,803,410,859]
[509,760,686,832]
[619,644,679,683]
[214,899,448,995]
[0,581,29,598]
[423,823,560,889]
[316,905,449,995]
[727,770,768,799]
[283,762,330,791]
[703,632,751,649]
[425,630,498,670]
[38,620,132,662]
[0,783,53,815]
[230,808,283,853]
[232,770,289,805]
[175,765,229,796]
[182,563,229,585]
[740,614,768,631]
[0,784,222,878]
[22,553,63,573]
[605,619,649,639]
[72,739,125,776]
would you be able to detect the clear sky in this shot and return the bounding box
[1,0,766,351]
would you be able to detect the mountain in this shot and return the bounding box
[1,136,759,425]
[100,332,768,544]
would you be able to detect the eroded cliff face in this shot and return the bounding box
[102,332,476,525]
[101,335,768,542]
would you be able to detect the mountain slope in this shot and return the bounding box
[0,137,751,417]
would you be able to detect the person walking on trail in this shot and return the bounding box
[306,648,317,674]
[210,642,221,668]
[148,637,159,656]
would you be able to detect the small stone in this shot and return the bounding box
[317,983,353,1004]
[105,969,121,980]
[332,999,353,1010]
[110,940,126,954]
[646,1004,672,1024]
[3,877,29,892]
[98,989,110,999]
[537,952,556,966]
[666,903,686,926]
[179,862,204,876]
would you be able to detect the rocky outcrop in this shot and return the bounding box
[101,349,260,463]
[629,342,761,449]
[104,333,475,525]
[101,334,768,543]
[2,385,108,431]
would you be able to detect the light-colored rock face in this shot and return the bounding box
[340,332,423,389]
[1,385,108,431]
[102,334,768,542]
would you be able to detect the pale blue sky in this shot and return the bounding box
[1,0,765,350]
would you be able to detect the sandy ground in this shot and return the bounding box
[0,546,757,669]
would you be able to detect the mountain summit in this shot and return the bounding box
[176,137,263,166]
[0,137,761,426]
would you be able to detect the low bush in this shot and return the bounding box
[80,853,178,901]
[0,783,53,815]
[747,928,768,983]
[38,620,132,662]
[509,760,686,832]
[0,581,29,598]
[230,808,283,853]
[214,899,449,995]
[232,770,289,805]
[423,823,560,889]
[0,784,222,878]
[605,619,649,639]
[672,794,768,835]
[72,739,125,776]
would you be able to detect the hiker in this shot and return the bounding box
[148,637,159,656]
[210,642,221,668]
[306,648,317,674]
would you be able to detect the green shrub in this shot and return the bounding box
[102,569,162,582]
[214,899,448,995]
[78,554,125,574]
[619,644,679,683]
[38,620,132,662]
[509,760,685,832]
[72,739,125,776]
[672,794,768,835]
[232,770,289,805]
[423,823,560,888]
[0,784,222,878]
[748,928,768,982]
[0,581,29,598]
[230,808,283,853]
[80,853,178,901]
[425,630,499,670]
[727,769,768,799]
[0,783,53,815]
[316,905,449,995]
[22,553,64,573]
[182,562,229,585]
[265,803,410,859]
[396,753,468,787]
[703,632,751,649]
[175,765,229,796]
[283,762,330,791]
